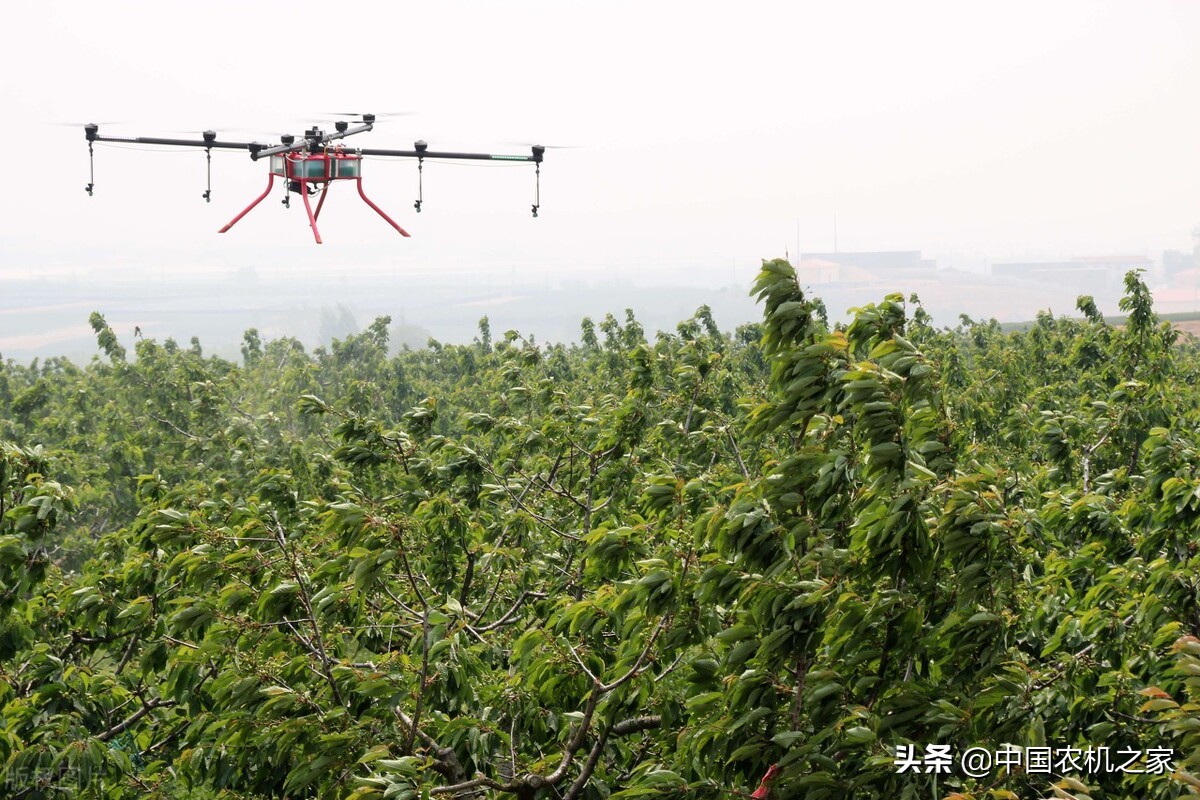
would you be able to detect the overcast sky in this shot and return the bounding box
[3,0,1199,283]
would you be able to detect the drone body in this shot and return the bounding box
[225,149,396,245]
[82,115,545,244]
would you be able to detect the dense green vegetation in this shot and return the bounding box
[2,262,1200,799]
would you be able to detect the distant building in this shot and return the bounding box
[1149,272,1200,314]
[991,255,1152,293]
[791,250,1088,325]
[793,258,878,284]
[1163,249,1197,275]
[794,258,841,283]
[801,250,936,275]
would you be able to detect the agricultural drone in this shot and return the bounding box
[80,114,545,244]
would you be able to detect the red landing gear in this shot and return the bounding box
[219,151,408,244]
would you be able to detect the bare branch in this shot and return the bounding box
[405,608,432,754]
[600,614,670,693]
[564,639,598,683]
[474,591,547,633]
[146,413,199,441]
[271,519,345,708]
[97,697,176,742]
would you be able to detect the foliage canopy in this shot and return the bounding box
[2,264,1200,799]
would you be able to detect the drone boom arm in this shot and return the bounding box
[87,133,259,152]
[82,124,544,164]
[358,146,544,163]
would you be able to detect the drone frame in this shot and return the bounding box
[219,148,407,244]
[82,115,545,244]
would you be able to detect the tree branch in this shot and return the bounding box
[97,697,176,742]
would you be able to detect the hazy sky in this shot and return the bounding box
[3,0,1199,282]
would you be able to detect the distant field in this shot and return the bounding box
[1002,310,1200,335]
[1173,318,1200,337]
[0,324,98,352]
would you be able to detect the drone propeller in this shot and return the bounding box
[51,120,124,128]
[502,141,581,150]
[166,126,277,138]
[322,111,413,119]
